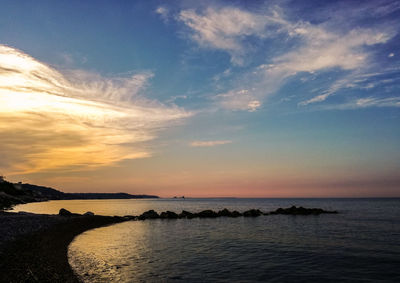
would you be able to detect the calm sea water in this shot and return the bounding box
[14,198,400,282]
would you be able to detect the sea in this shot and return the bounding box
[12,198,400,282]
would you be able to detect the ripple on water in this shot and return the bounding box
[68,199,400,282]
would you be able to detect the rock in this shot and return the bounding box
[217,208,232,217]
[197,210,218,218]
[243,209,263,217]
[17,211,35,215]
[123,215,137,220]
[231,210,242,217]
[138,210,159,220]
[275,208,285,214]
[127,206,337,221]
[160,211,179,219]
[59,208,72,216]
[83,211,94,216]
[179,210,196,219]
[270,206,338,215]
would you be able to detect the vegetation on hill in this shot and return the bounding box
[0,181,37,210]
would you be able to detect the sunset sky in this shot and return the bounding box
[0,0,399,197]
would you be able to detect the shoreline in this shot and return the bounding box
[0,205,337,282]
[0,211,128,282]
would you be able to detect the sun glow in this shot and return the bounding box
[0,45,190,174]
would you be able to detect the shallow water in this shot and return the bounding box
[14,198,400,281]
[12,198,341,216]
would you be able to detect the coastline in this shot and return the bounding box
[0,204,337,282]
[0,211,128,282]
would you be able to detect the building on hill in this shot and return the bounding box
[0,176,5,183]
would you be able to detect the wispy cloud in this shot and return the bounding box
[299,76,356,106]
[155,6,169,22]
[190,140,232,147]
[325,96,400,110]
[273,27,392,72]
[300,68,400,105]
[177,6,282,65]
[214,89,261,112]
[0,45,190,174]
[173,3,396,111]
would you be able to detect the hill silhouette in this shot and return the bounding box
[0,179,158,210]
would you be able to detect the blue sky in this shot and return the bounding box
[0,0,399,196]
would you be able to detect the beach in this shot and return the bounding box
[0,211,128,282]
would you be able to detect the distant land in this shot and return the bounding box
[0,177,159,210]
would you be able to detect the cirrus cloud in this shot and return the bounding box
[171,3,396,111]
[190,140,232,147]
[0,45,191,174]
[177,6,283,65]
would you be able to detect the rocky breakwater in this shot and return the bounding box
[135,206,338,220]
[268,206,338,215]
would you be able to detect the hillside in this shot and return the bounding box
[0,179,158,210]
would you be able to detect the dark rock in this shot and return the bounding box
[275,208,284,214]
[123,215,137,220]
[231,210,242,217]
[83,211,94,216]
[138,210,159,220]
[243,209,263,217]
[270,206,338,215]
[17,211,35,215]
[179,210,196,219]
[197,210,218,218]
[217,208,232,217]
[58,208,72,216]
[160,211,179,219]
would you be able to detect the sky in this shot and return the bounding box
[0,0,399,197]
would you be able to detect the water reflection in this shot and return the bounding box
[13,198,342,216]
[68,199,400,282]
[14,198,400,281]
[12,199,161,216]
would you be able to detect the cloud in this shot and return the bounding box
[300,68,400,105]
[272,27,392,72]
[299,76,356,106]
[178,6,282,64]
[58,52,88,66]
[0,45,190,174]
[178,4,392,68]
[175,4,396,111]
[300,93,329,106]
[165,95,187,104]
[190,140,232,147]
[265,23,393,107]
[326,96,400,110]
[155,6,169,22]
[214,89,261,112]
